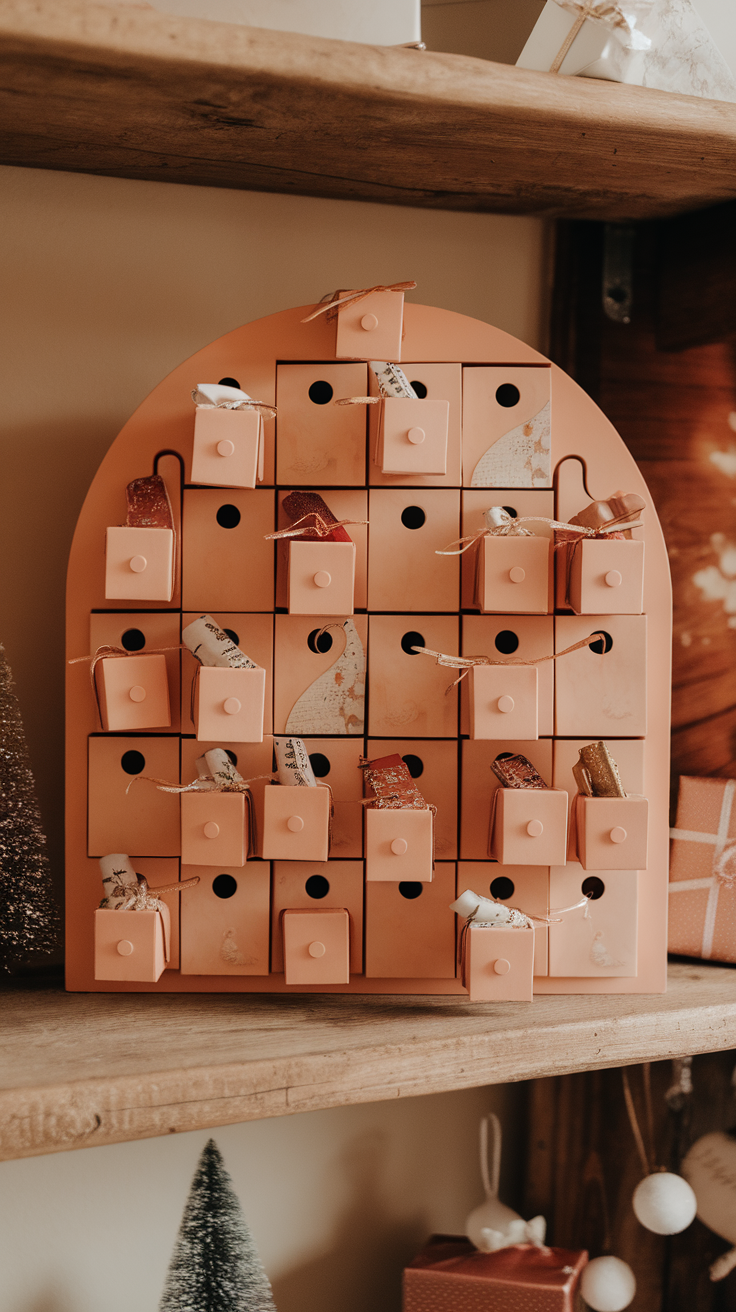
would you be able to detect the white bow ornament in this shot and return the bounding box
[466,1114,548,1253]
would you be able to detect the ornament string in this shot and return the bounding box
[264,513,368,541]
[622,1065,657,1177]
[435,510,642,556]
[412,632,607,693]
[301,281,416,324]
[191,389,276,419]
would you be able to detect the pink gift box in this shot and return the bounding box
[287,540,356,615]
[491,787,568,866]
[282,907,350,984]
[375,397,449,476]
[461,924,535,1001]
[403,1236,587,1312]
[94,904,170,982]
[335,288,405,361]
[364,807,434,882]
[477,536,551,615]
[669,775,736,962]
[191,406,263,489]
[261,784,331,862]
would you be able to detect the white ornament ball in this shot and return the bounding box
[632,1171,697,1235]
[581,1256,636,1312]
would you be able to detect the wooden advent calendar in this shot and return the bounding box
[65,291,671,996]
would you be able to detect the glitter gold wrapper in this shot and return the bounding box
[125,474,174,529]
[362,752,428,810]
[578,741,626,797]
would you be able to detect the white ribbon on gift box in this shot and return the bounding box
[669,778,736,959]
[549,0,651,74]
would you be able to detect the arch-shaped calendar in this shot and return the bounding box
[65,294,671,996]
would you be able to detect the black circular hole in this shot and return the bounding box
[212,874,238,899]
[495,630,520,655]
[588,631,614,655]
[121,627,146,652]
[490,876,515,901]
[582,876,605,901]
[223,629,240,647]
[495,383,521,408]
[494,752,513,761]
[309,753,331,778]
[216,504,241,529]
[399,882,423,900]
[410,380,428,398]
[305,874,330,899]
[225,750,238,767]
[402,754,424,779]
[307,628,333,655]
[121,750,145,775]
[502,506,518,519]
[401,505,426,530]
[607,286,627,304]
[218,376,240,389]
[401,631,425,656]
[308,380,333,405]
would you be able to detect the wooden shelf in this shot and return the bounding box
[2,2,736,219]
[2,962,736,1161]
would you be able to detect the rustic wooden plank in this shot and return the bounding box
[2,0,736,219]
[2,963,736,1161]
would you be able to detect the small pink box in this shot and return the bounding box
[191,407,263,489]
[491,788,568,865]
[194,666,265,743]
[94,904,170,982]
[335,289,405,361]
[180,791,248,868]
[478,536,551,614]
[375,398,449,476]
[105,526,174,602]
[575,795,649,870]
[282,907,350,984]
[564,538,644,615]
[261,785,331,862]
[287,540,356,615]
[96,653,171,732]
[467,665,538,740]
[462,924,535,1001]
[364,808,434,883]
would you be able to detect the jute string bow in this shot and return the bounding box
[127,772,275,860]
[191,388,276,419]
[412,632,608,692]
[114,873,200,912]
[301,282,416,324]
[548,0,651,75]
[436,507,642,556]
[264,513,368,542]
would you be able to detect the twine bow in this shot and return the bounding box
[301,282,416,324]
[114,873,200,912]
[264,513,368,542]
[549,0,652,74]
[69,644,184,728]
[436,510,642,556]
[412,632,607,691]
[669,779,736,959]
[191,388,276,419]
[128,772,273,859]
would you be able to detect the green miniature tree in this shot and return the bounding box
[0,644,60,971]
[159,1140,277,1312]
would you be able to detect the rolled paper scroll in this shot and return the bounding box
[369,361,417,399]
[182,615,259,670]
[274,737,317,787]
[125,474,174,529]
[577,741,627,797]
[280,491,353,544]
[484,506,534,536]
[362,752,429,810]
[491,754,549,790]
[451,888,534,928]
[196,747,244,789]
[192,382,276,419]
[99,853,139,909]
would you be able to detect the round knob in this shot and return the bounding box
[129,685,146,703]
[391,838,408,856]
[223,697,241,715]
[527,819,544,837]
[309,941,326,957]
[217,439,235,458]
[313,570,332,588]
[129,555,147,573]
[509,566,526,583]
[407,426,426,444]
[116,940,134,957]
[497,695,515,714]
[610,826,628,844]
[287,815,304,833]
[493,959,511,976]
[361,313,378,331]
[203,821,220,839]
[605,570,623,588]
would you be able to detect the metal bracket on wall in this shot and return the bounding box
[602,224,635,324]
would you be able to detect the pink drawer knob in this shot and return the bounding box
[129,555,147,573]
[407,426,426,444]
[361,313,378,331]
[204,821,220,839]
[223,697,241,715]
[313,570,332,588]
[309,941,327,957]
[287,815,305,832]
[527,819,544,837]
[217,439,235,458]
[509,566,526,583]
[610,826,628,843]
[494,958,511,976]
[497,695,515,714]
[605,570,623,587]
[129,685,147,703]
[116,940,134,957]
[391,838,408,855]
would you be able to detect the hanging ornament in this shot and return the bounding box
[581,1255,637,1312]
[623,1065,697,1236]
[682,1127,736,1280]
[465,1113,547,1252]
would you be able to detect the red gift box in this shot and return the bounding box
[403,1235,587,1312]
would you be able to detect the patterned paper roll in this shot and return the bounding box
[194,748,244,788]
[182,615,259,669]
[369,361,417,399]
[274,736,317,787]
[99,853,139,908]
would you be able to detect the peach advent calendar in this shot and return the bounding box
[65,287,671,997]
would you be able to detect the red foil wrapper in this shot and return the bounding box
[362,752,428,810]
[282,491,352,543]
[125,474,174,529]
[403,1236,587,1312]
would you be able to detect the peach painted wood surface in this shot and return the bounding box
[2,962,735,1162]
[3,0,736,220]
